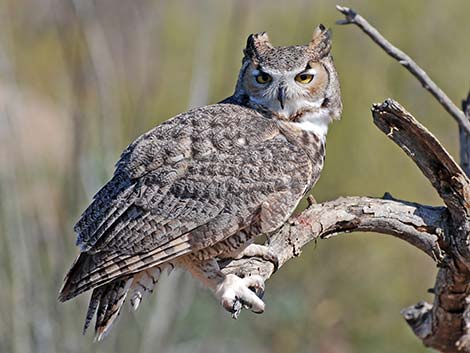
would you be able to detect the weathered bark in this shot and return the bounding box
[220,195,446,277]
[459,93,470,350]
[219,99,470,353]
[372,100,470,269]
[373,101,470,353]
[219,6,470,352]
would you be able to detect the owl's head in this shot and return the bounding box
[234,25,342,127]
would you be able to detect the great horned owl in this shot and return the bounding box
[59,25,342,340]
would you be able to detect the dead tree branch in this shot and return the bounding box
[221,99,470,353]
[335,5,470,135]
[220,7,470,352]
[220,195,446,279]
[372,100,470,233]
[372,100,470,353]
[456,92,470,351]
[460,93,470,176]
[334,7,470,351]
[373,100,470,269]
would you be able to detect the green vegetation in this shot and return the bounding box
[1,1,469,352]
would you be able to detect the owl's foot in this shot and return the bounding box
[215,274,265,319]
[233,244,279,272]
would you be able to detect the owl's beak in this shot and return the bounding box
[277,86,286,110]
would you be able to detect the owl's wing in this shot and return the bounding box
[59,103,313,302]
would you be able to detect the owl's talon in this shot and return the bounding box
[248,280,265,299]
[251,285,265,299]
[231,299,243,319]
[216,274,266,318]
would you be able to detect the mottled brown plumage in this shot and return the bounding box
[59,24,342,340]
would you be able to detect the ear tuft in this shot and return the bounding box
[309,24,331,58]
[244,32,273,63]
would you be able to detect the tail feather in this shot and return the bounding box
[83,286,104,335]
[93,278,133,341]
[58,236,191,302]
[83,264,169,340]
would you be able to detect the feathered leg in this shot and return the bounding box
[92,278,133,341]
[129,264,173,310]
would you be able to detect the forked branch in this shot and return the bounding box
[334,7,470,351]
[373,99,470,271]
[372,99,470,226]
[222,7,470,353]
[221,98,469,353]
[221,100,457,280]
[335,5,470,135]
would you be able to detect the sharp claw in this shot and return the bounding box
[231,299,243,319]
[216,274,266,317]
[249,284,265,299]
[241,299,251,311]
[242,293,264,314]
[231,311,240,319]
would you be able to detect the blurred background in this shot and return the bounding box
[0,0,469,352]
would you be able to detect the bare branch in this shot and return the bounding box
[219,196,446,280]
[460,92,470,176]
[335,5,470,135]
[334,7,470,349]
[220,98,470,353]
[372,99,470,273]
[372,99,470,223]
[401,301,433,340]
[464,92,470,117]
[457,92,470,352]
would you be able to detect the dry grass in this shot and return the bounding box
[1,1,469,352]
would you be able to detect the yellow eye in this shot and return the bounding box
[295,73,314,84]
[255,72,272,84]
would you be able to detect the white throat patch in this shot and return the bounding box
[290,109,331,139]
[248,94,331,140]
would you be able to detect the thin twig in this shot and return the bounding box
[335,5,470,135]
[464,92,470,117]
[461,92,470,176]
